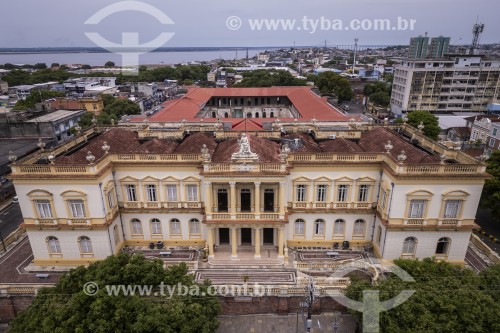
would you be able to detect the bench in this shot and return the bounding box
[35,274,50,279]
[159,251,172,257]
[326,251,339,258]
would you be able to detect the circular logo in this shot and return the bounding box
[226,16,243,31]
[83,281,99,296]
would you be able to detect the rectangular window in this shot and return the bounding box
[107,190,115,209]
[69,200,85,218]
[296,185,306,202]
[358,185,369,202]
[166,185,178,201]
[294,220,305,235]
[409,200,426,218]
[337,185,348,202]
[353,221,365,235]
[113,225,120,245]
[187,185,198,201]
[36,200,53,218]
[126,185,137,201]
[489,138,495,147]
[146,185,157,202]
[317,185,326,202]
[334,221,345,235]
[444,200,461,218]
[493,128,497,136]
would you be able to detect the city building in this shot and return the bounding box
[26,110,86,144]
[408,36,429,59]
[10,121,487,267]
[390,55,500,115]
[428,36,451,58]
[63,77,117,95]
[42,96,105,115]
[124,87,351,131]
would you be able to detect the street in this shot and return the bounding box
[0,202,23,241]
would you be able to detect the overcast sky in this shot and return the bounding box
[1,0,498,48]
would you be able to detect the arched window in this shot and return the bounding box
[212,111,216,118]
[47,236,61,254]
[151,218,162,235]
[436,237,451,255]
[402,237,417,255]
[247,112,252,118]
[130,218,143,235]
[255,112,259,118]
[78,236,93,253]
[294,219,305,235]
[353,219,365,236]
[189,218,200,234]
[170,218,181,235]
[262,112,266,118]
[334,219,345,235]
[270,112,274,118]
[314,219,325,235]
[224,112,229,118]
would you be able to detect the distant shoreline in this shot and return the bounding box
[0,47,286,55]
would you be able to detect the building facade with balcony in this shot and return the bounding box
[9,122,488,267]
[390,55,500,115]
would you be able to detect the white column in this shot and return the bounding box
[230,182,237,219]
[278,227,284,258]
[279,181,286,219]
[207,227,214,257]
[254,227,261,259]
[205,182,212,219]
[231,227,238,259]
[179,180,184,208]
[254,182,261,219]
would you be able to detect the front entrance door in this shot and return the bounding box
[264,190,274,212]
[241,228,252,244]
[263,228,274,245]
[240,189,251,212]
[217,189,228,212]
[219,228,230,245]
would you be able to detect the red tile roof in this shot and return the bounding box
[55,129,140,165]
[133,138,178,154]
[320,138,363,153]
[282,133,322,153]
[174,132,218,155]
[145,87,350,124]
[358,127,440,164]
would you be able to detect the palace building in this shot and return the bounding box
[9,117,487,267]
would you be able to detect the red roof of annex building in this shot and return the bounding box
[140,87,351,125]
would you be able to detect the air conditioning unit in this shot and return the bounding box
[329,134,336,139]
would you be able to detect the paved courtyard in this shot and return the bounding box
[217,313,358,333]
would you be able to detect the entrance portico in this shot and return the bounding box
[206,225,285,259]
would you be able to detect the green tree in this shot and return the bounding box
[104,98,141,116]
[10,254,220,333]
[13,89,65,110]
[369,91,390,107]
[79,112,95,128]
[313,72,354,103]
[480,151,500,219]
[406,110,440,140]
[234,70,306,88]
[34,63,48,69]
[346,259,500,333]
[105,61,116,67]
